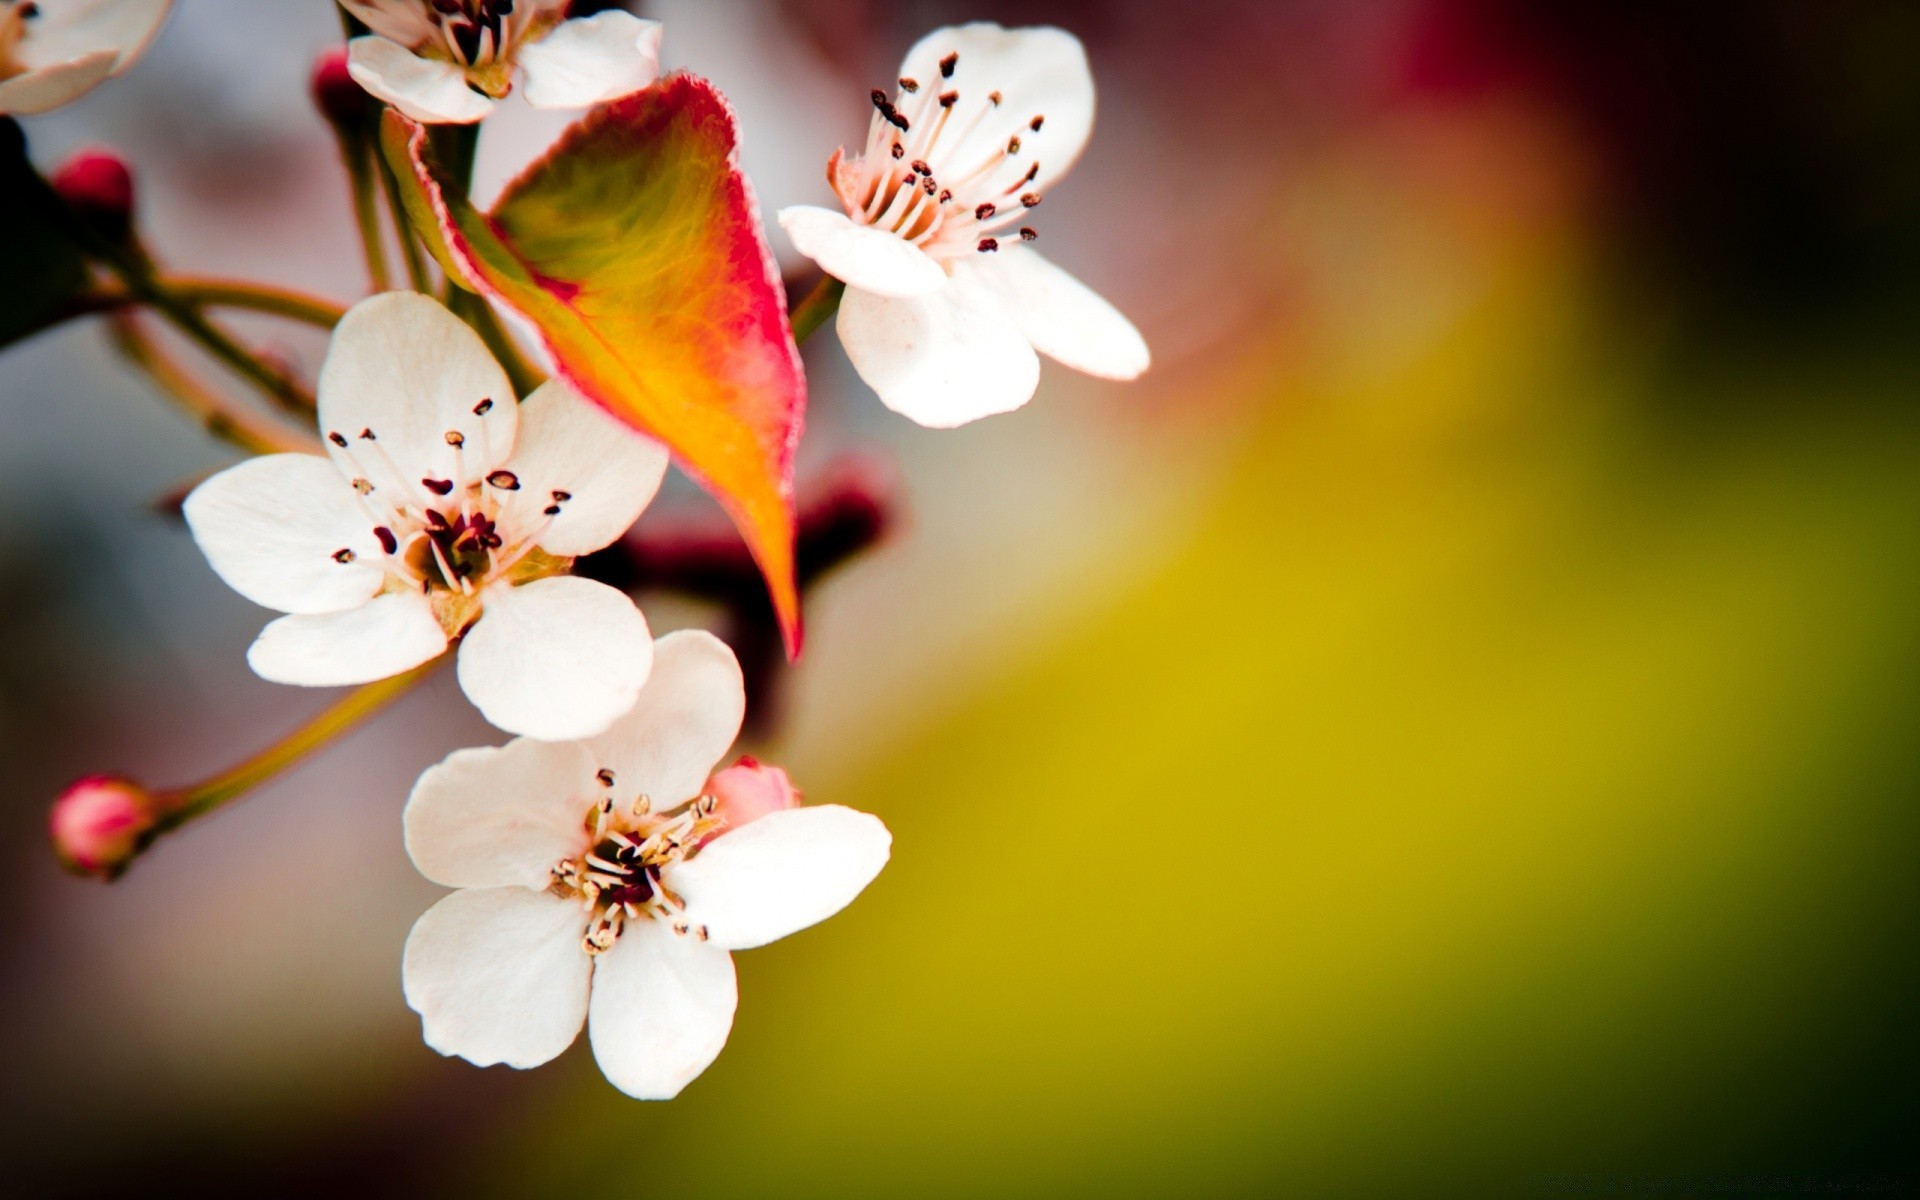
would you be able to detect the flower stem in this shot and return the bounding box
[106,313,318,456]
[788,274,844,343]
[339,135,393,292]
[156,661,439,832]
[378,148,434,293]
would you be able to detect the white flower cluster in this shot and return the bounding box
[23,1,1148,1102]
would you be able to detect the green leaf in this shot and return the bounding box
[381,76,810,653]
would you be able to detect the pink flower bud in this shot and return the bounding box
[703,757,802,840]
[50,149,134,242]
[50,774,160,881]
[310,46,373,129]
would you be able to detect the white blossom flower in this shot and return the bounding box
[184,292,668,741]
[400,630,891,1099]
[778,22,1149,428]
[0,0,171,116]
[339,0,661,125]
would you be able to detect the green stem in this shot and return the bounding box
[378,148,434,293]
[157,662,439,829]
[106,313,317,456]
[788,274,845,343]
[339,136,392,292]
[32,275,347,340]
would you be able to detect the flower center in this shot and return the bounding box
[324,402,575,635]
[367,0,560,95]
[0,1,42,81]
[550,780,724,955]
[835,48,1048,263]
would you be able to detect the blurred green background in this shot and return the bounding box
[4,1,1919,1196]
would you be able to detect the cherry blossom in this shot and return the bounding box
[779,22,1149,427]
[339,0,660,124]
[401,631,891,1099]
[0,0,171,116]
[184,292,667,740]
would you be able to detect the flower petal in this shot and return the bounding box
[895,23,1095,195]
[403,886,591,1069]
[456,576,652,740]
[836,270,1039,427]
[317,291,518,490]
[404,738,599,891]
[976,245,1149,380]
[182,453,384,615]
[493,378,668,557]
[587,918,736,1100]
[776,206,948,299]
[669,806,891,951]
[0,53,117,116]
[248,592,448,687]
[347,35,494,126]
[16,0,170,74]
[337,0,436,50]
[584,629,743,814]
[517,11,662,110]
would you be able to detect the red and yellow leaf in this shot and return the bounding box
[381,75,807,653]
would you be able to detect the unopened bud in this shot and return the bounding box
[310,46,373,129]
[702,757,801,842]
[50,774,162,881]
[50,149,134,243]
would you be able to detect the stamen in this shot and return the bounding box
[597,768,616,787]
[444,430,465,448]
[473,397,493,415]
[374,527,399,555]
[975,202,996,219]
[486,470,519,490]
[989,90,1003,106]
[422,477,455,497]
[328,431,348,447]
[939,91,958,108]
[332,548,356,563]
[939,52,958,78]
[898,76,918,92]
[1020,227,1038,241]
[978,237,999,252]
[1030,115,1044,131]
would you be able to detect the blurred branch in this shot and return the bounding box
[788,272,845,343]
[106,313,319,456]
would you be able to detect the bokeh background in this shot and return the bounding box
[4,1,1919,1195]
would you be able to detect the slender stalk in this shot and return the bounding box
[107,313,318,456]
[788,274,845,343]
[27,276,347,342]
[378,149,434,293]
[341,138,393,292]
[156,662,439,830]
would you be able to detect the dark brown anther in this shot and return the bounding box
[911,159,930,176]
[975,202,996,219]
[359,428,376,440]
[332,548,356,563]
[898,76,919,93]
[543,504,563,516]
[19,2,40,16]
[473,398,493,415]
[890,142,905,159]
[1018,163,1040,185]
[1021,192,1041,208]
[1007,136,1022,154]
[328,431,348,447]
[486,470,520,490]
[922,176,936,194]
[425,509,450,530]
[422,477,455,496]
[889,110,910,131]
[1030,115,1044,131]
[978,237,999,252]
[938,188,952,202]
[988,90,1002,106]
[938,90,958,108]
[352,478,374,495]
[444,431,465,447]
[1020,227,1038,241]
[551,489,571,502]
[939,52,958,78]
[597,768,616,787]
[375,527,399,555]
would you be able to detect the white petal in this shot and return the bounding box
[669,806,890,951]
[182,453,384,615]
[493,379,667,557]
[248,592,447,687]
[347,35,495,125]
[976,246,1149,380]
[0,53,117,115]
[516,11,662,110]
[316,291,518,491]
[895,23,1095,195]
[584,629,743,814]
[337,0,436,49]
[837,273,1039,427]
[403,887,591,1069]
[777,206,948,299]
[456,577,652,740]
[404,738,599,891]
[15,0,170,73]
[587,919,736,1100]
